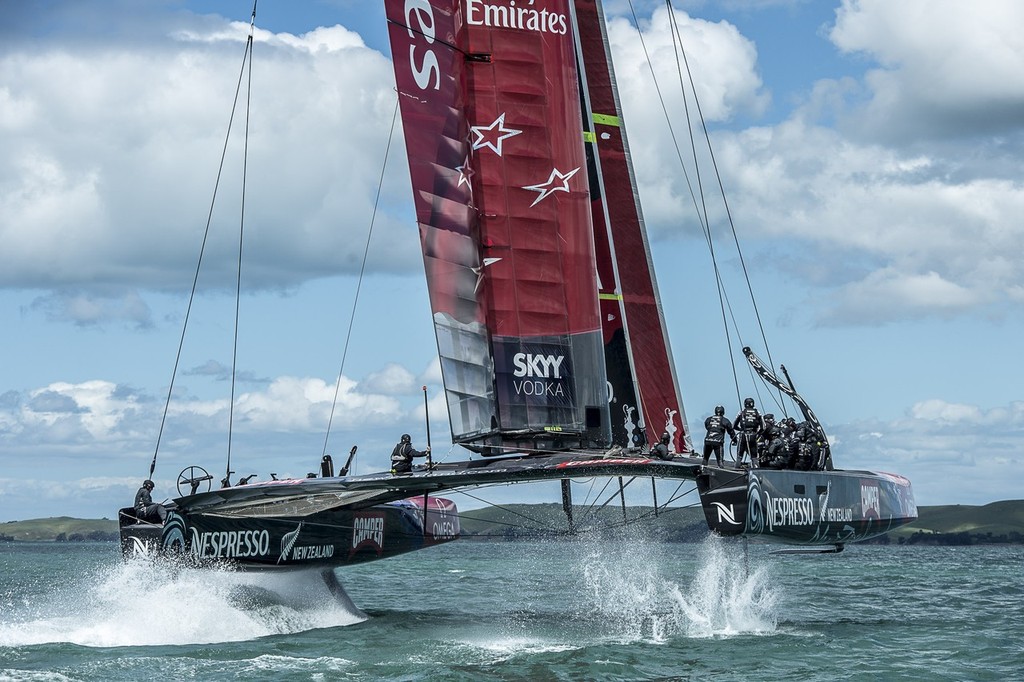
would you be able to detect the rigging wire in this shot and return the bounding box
[665,1,787,409]
[664,0,742,408]
[148,3,258,480]
[626,0,789,413]
[452,481,703,537]
[625,0,742,406]
[225,5,257,488]
[451,488,567,533]
[321,96,401,459]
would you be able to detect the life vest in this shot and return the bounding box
[738,408,760,431]
[704,415,729,442]
[391,442,410,464]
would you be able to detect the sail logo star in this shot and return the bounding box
[470,113,522,156]
[523,166,580,207]
[456,154,474,188]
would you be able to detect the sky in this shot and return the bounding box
[1,0,1022,522]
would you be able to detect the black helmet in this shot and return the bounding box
[400,434,411,443]
[660,432,670,443]
[143,479,154,490]
[714,405,725,416]
[744,397,755,408]
[764,413,775,422]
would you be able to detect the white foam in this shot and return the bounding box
[0,554,367,648]
[0,672,76,682]
[467,636,577,655]
[431,637,580,667]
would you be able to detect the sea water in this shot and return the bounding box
[1,537,1021,680]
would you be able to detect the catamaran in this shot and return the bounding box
[120,0,917,571]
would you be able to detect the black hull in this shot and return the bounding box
[119,497,459,570]
[697,466,917,545]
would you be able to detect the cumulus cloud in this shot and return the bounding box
[232,375,401,431]
[6,1,1021,332]
[601,4,1024,325]
[0,369,442,456]
[704,120,1024,323]
[419,357,444,386]
[0,8,416,296]
[821,269,979,325]
[0,365,453,517]
[827,399,1024,505]
[605,6,769,229]
[909,399,986,424]
[361,363,417,396]
[829,0,1024,140]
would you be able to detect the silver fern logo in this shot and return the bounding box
[277,522,304,564]
[819,481,832,522]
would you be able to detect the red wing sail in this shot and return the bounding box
[573,0,690,452]
[387,0,610,451]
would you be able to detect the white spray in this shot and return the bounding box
[576,533,778,642]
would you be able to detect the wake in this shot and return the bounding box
[0,554,366,648]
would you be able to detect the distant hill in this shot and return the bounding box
[0,516,119,542]
[877,500,1024,545]
[3,501,1022,545]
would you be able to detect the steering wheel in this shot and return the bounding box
[177,465,213,497]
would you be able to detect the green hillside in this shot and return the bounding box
[881,500,1024,544]
[0,516,118,542]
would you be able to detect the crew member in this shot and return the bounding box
[758,414,785,468]
[733,398,763,468]
[793,421,828,470]
[651,432,674,460]
[134,479,167,524]
[702,405,735,468]
[779,417,799,469]
[390,434,431,474]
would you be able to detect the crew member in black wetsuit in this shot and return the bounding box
[134,480,167,524]
[702,405,735,468]
[793,421,827,470]
[390,434,431,474]
[734,398,764,468]
[758,413,785,468]
[779,417,799,468]
[651,432,673,460]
